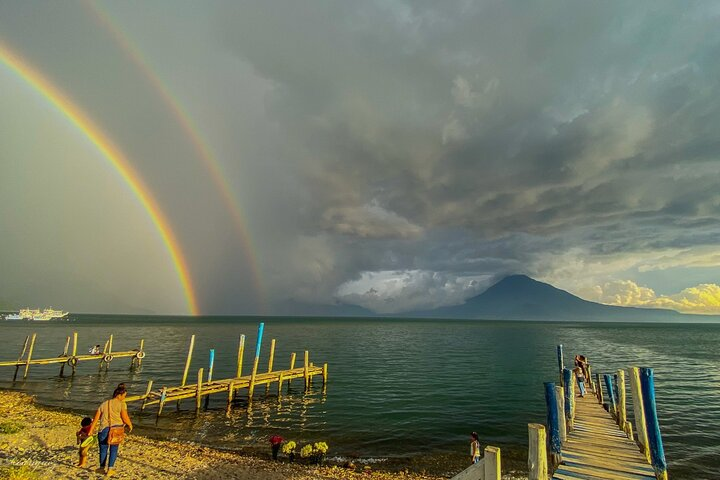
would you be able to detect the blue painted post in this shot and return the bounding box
[208,349,215,383]
[203,349,216,409]
[248,323,265,400]
[557,345,564,386]
[255,323,265,359]
[640,368,668,480]
[604,374,616,417]
[562,368,573,429]
[544,382,562,468]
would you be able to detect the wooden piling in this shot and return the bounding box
[13,335,30,381]
[604,374,617,416]
[277,373,284,398]
[625,420,633,440]
[596,372,603,405]
[133,338,145,367]
[290,352,296,370]
[236,334,245,378]
[562,368,573,430]
[23,333,37,379]
[304,350,310,391]
[265,339,276,394]
[528,424,547,480]
[196,368,204,411]
[62,336,71,356]
[322,363,328,390]
[555,385,566,444]
[181,335,195,386]
[108,334,114,354]
[557,344,564,386]
[141,380,154,411]
[640,367,668,480]
[617,369,627,429]
[177,335,195,409]
[247,323,264,401]
[71,332,78,374]
[630,366,650,462]
[587,364,594,393]
[227,381,235,407]
[204,349,215,409]
[544,382,562,468]
[484,446,501,480]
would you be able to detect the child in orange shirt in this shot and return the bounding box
[76,417,93,467]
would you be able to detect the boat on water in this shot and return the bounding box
[5,307,70,321]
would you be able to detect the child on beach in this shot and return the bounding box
[470,432,481,464]
[76,417,93,467]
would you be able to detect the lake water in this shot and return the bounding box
[0,316,718,478]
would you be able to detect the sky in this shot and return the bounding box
[1,1,719,315]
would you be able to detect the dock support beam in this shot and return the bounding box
[178,335,195,409]
[562,368,574,430]
[141,380,153,412]
[196,368,204,411]
[13,335,30,381]
[265,339,275,394]
[236,335,245,378]
[544,382,562,468]
[555,385,566,444]
[557,345,564,386]
[23,333,37,379]
[484,446,501,480]
[528,424,548,480]
[248,323,264,401]
[604,374,616,416]
[596,372,603,405]
[303,350,310,391]
[640,368,668,480]
[630,367,650,461]
[617,369,627,430]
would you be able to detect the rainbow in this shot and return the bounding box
[84,1,266,313]
[0,40,199,315]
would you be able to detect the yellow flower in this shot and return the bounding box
[282,441,296,454]
[313,442,329,454]
[300,444,313,458]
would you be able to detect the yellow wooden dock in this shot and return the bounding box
[552,387,656,480]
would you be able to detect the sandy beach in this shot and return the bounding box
[0,390,450,480]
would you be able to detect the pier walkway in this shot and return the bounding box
[553,394,656,480]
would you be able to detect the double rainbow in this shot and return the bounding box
[0,40,199,315]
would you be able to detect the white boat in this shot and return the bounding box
[4,313,23,320]
[14,307,70,321]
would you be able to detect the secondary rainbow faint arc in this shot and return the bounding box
[84,1,267,313]
[0,40,199,315]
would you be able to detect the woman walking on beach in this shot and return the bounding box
[89,383,133,476]
[470,432,481,464]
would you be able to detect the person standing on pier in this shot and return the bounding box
[470,432,481,464]
[89,383,133,476]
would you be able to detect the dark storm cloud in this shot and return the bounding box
[212,1,720,311]
[2,1,719,313]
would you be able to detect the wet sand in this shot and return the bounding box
[0,391,447,479]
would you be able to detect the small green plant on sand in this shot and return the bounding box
[0,465,41,480]
[0,422,23,434]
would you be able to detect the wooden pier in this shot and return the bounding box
[0,332,145,379]
[528,347,669,480]
[126,322,328,416]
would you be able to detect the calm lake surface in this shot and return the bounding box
[1,316,718,478]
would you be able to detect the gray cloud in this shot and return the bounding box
[1,1,719,313]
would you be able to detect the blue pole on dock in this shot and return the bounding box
[604,374,616,416]
[544,382,561,465]
[255,323,265,359]
[557,345,564,385]
[640,367,668,480]
[562,368,572,421]
[208,349,215,382]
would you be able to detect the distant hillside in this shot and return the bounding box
[411,275,684,321]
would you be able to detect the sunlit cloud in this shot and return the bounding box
[583,280,720,315]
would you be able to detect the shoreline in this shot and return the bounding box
[0,390,451,479]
